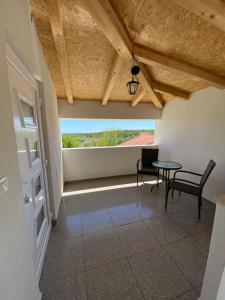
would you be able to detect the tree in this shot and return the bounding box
[62,135,81,148]
[95,129,119,146]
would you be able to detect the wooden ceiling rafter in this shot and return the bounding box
[83,0,163,109]
[30,0,225,107]
[152,81,189,100]
[138,63,163,108]
[133,44,225,89]
[130,88,146,107]
[172,0,225,34]
[46,0,74,104]
[102,53,124,106]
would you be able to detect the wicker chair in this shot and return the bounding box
[137,148,159,186]
[165,160,216,219]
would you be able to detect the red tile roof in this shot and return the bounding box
[118,133,154,146]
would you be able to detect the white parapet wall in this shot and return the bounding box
[63,145,158,182]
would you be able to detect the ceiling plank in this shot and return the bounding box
[102,53,124,106]
[83,0,163,109]
[173,0,225,34]
[130,88,145,107]
[46,0,73,104]
[152,81,190,100]
[134,44,225,89]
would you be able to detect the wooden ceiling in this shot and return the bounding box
[30,0,225,109]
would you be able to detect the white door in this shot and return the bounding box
[7,46,50,279]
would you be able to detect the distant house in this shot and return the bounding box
[118,132,154,146]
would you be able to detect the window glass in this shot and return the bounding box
[34,175,41,197]
[29,141,38,162]
[37,206,45,236]
[21,100,35,127]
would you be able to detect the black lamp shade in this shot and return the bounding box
[131,65,140,76]
[126,78,139,95]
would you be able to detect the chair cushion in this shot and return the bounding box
[170,180,200,196]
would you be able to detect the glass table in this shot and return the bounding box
[151,160,182,192]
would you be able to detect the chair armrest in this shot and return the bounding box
[174,170,202,178]
[170,178,201,187]
[137,159,142,171]
[173,170,202,183]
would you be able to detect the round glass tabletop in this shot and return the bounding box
[152,160,182,170]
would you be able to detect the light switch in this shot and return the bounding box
[0,177,8,196]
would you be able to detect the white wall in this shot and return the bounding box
[0,0,61,299]
[63,146,157,181]
[200,197,225,300]
[58,99,162,119]
[217,264,225,300]
[156,87,225,202]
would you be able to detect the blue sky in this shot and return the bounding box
[60,119,155,133]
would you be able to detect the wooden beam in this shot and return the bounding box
[83,0,163,109]
[130,88,145,107]
[134,44,225,89]
[82,0,132,56]
[152,81,190,100]
[102,53,124,106]
[173,0,225,34]
[139,63,163,109]
[46,0,73,104]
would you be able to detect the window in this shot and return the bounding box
[61,119,155,148]
[20,100,36,127]
[29,141,39,162]
[34,175,42,197]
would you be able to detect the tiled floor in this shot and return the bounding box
[40,175,215,300]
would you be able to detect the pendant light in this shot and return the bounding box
[126,58,140,95]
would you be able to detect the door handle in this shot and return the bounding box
[24,194,32,204]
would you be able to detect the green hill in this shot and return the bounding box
[62,129,154,148]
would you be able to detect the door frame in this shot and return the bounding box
[6,43,51,282]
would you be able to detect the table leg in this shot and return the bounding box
[151,168,164,192]
[165,169,170,189]
[151,168,171,193]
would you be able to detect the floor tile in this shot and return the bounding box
[82,209,113,235]
[175,290,198,300]
[86,259,144,300]
[166,194,196,213]
[165,238,208,287]
[171,210,211,235]
[108,204,140,226]
[134,198,166,220]
[144,215,188,245]
[116,222,159,256]
[193,230,212,251]
[129,247,191,299]
[41,273,87,300]
[83,229,125,269]
[41,176,215,299]
[41,237,84,281]
[50,215,82,242]
[201,207,215,226]
[195,284,202,296]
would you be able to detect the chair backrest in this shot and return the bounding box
[142,148,159,168]
[200,160,216,187]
